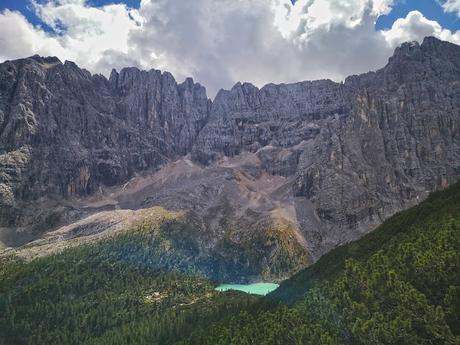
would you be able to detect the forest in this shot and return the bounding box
[1,181,460,344]
[183,181,460,344]
[0,225,258,345]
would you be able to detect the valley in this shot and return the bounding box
[1,166,459,345]
[2,37,460,284]
[0,35,460,344]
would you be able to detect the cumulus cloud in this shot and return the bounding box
[0,0,140,75]
[1,0,460,98]
[0,10,69,62]
[272,0,393,43]
[126,0,394,95]
[32,0,140,73]
[382,10,460,47]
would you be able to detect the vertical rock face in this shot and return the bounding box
[1,36,460,263]
[192,36,460,258]
[0,56,210,201]
[192,79,349,168]
[0,56,210,242]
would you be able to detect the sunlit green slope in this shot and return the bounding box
[0,227,257,345]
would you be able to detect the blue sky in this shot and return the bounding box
[1,0,459,33]
[0,0,141,29]
[376,0,460,31]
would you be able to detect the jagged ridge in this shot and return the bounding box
[1,37,460,278]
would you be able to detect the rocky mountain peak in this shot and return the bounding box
[192,36,460,259]
[421,35,452,52]
[29,55,62,66]
[0,54,211,206]
[390,40,421,61]
[1,37,460,268]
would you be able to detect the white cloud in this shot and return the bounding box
[272,0,393,44]
[382,10,460,47]
[0,0,459,98]
[442,0,460,15]
[32,0,140,73]
[0,10,69,62]
[0,0,141,75]
[128,0,396,95]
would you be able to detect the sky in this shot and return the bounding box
[1,0,460,98]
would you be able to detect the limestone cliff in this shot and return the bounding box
[1,37,460,278]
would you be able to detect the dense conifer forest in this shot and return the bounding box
[1,182,460,344]
[0,230,258,345]
[184,181,460,344]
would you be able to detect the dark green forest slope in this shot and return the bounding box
[0,231,258,345]
[182,182,460,344]
[1,181,460,345]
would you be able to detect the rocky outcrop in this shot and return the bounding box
[1,36,460,268]
[0,56,210,242]
[0,56,210,199]
[192,36,460,258]
[192,79,348,166]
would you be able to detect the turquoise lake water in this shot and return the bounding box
[215,283,279,296]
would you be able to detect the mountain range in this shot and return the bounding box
[1,36,460,282]
[1,35,460,345]
[1,144,459,345]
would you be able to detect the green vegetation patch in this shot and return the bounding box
[180,182,460,344]
[0,231,257,345]
[2,181,460,345]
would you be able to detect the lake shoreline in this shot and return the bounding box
[215,282,279,296]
